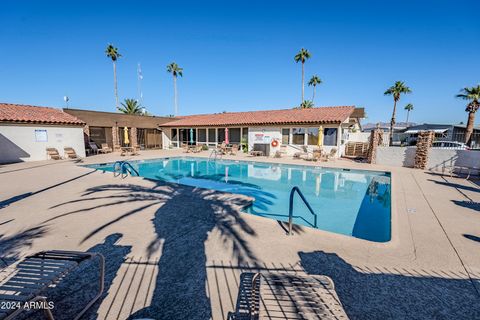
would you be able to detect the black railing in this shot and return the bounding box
[288,186,317,235]
[113,161,139,178]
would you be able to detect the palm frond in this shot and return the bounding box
[119,98,143,115]
[167,62,183,77]
[294,48,311,63]
[105,44,121,61]
[308,75,322,86]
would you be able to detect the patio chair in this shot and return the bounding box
[227,272,348,320]
[99,143,112,154]
[46,148,61,160]
[230,144,239,155]
[88,142,99,155]
[181,143,190,153]
[0,250,104,320]
[219,142,227,155]
[63,147,78,159]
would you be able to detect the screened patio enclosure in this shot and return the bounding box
[170,127,247,148]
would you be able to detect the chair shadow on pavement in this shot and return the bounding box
[299,250,480,320]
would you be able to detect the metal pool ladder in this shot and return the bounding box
[288,186,318,235]
[209,149,223,161]
[113,161,139,178]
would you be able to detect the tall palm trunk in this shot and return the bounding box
[406,110,410,124]
[174,75,178,116]
[301,62,305,103]
[465,111,476,146]
[389,99,397,146]
[113,61,119,111]
[312,85,316,103]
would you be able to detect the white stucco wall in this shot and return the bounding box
[376,147,416,167]
[427,149,480,172]
[248,127,282,155]
[248,125,342,157]
[376,146,479,171]
[0,123,86,163]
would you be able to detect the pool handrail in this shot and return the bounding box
[288,186,317,235]
[113,160,124,177]
[121,161,139,177]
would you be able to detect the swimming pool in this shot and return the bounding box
[88,157,391,242]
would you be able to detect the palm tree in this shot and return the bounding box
[404,103,414,124]
[294,48,311,103]
[119,98,143,115]
[308,75,322,104]
[167,62,183,116]
[384,81,412,146]
[456,85,480,146]
[299,100,314,109]
[105,44,122,111]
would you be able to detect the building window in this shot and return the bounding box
[229,128,241,144]
[217,128,225,143]
[323,128,338,146]
[242,128,248,140]
[208,128,216,144]
[307,128,319,145]
[292,128,305,145]
[179,129,188,144]
[198,129,206,142]
[90,127,113,148]
[282,128,290,144]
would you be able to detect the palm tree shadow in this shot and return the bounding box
[0,225,49,265]
[130,183,258,319]
[51,179,259,319]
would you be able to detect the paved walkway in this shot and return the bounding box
[0,149,479,319]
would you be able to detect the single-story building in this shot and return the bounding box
[63,109,174,151]
[0,103,86,163]
[399,123,480,148]
[159,106,365,157]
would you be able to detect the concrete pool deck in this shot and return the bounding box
[0,149,479,319]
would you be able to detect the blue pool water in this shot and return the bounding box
[88,157,391,242]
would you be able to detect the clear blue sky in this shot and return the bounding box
[1,0,479,125]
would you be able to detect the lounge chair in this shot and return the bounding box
[99,143,112,153]
[274,145,288,158]
[181,143,190,153]
[0,250,104,320]
[322,148,337,161]
[293,146,310,159]
[228,272,348,320]
[64,147,78,159]
[446,164,479,180]
[88,142,99,155]
[192,144,203,153]
[46,148,61,160]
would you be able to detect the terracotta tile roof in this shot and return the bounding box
[160,106,356,127]
[0,103,85,125]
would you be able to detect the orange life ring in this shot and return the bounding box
[271,140,279,147]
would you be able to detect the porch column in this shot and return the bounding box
[112,124,120,151]
[130,127,138,149]
[83,125,90,144]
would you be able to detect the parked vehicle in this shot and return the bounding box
[431,141,470,150]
